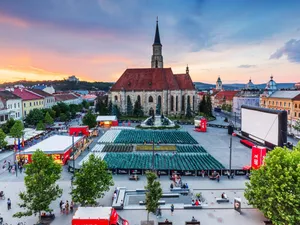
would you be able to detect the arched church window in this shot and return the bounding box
[171,96,174,111]
[157,95,162,105]
[182,95,185,111]
[137,95,141,103]
[175,96,178,111]
[114,96,118,102]
[155,60,158,68]
[149,96,153,103]
[192,96,195,111]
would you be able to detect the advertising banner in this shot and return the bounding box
[251,146,267,170]
[117,169,129,174]
[157,170,169,176]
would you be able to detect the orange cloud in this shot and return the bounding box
[90,55,132,64]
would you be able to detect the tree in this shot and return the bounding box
[244,146,300,225]
[82,100,90,109]
[107,100,112,114]
[71,154,113,206]
[25,108,44,126]
[293,119,300,134]
[96,98,108,115]
[126,97,133,116]
[59,113,68,122]
[36,121,45,131]
[10,120,24,139]
[1,118,15,134]
[133,100,143,117]
[204,93,213,116]
[0,128,7,150]
[144,171,162,223]
[13,150,62,222]
[186,100,192,118]
[112,104,121,118]
[44,112,54,125]
[82,111,97,128]
[42,108,56,119]
[198,96,206,114]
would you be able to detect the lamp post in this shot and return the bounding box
[71,135,75,190]
[229,132,236,175]
[152,140,155,171]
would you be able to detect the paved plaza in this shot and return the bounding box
[0,124,272,224]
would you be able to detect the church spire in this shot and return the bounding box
[186,64,189,75]
[153,17,161,45]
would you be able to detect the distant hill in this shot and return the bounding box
[194,82,295,90]
[0,80,113,92]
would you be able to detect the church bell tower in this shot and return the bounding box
[151,18,163,68]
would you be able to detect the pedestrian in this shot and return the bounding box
[62,202,66,214]
[201,170,205,178]
[70,201,74,212]
[19,165,23,173]
[7,198,11,210]
[59,200,63,213]
[157,171,161,178]
[65,200,69,214]
[216,173,220,182]
[170,204,174,215]
[226,170,230,179]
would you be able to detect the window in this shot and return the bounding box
[276,102,278,106]
[295,112,297,117]
[14,103,16,108]
[175,96,178,111]
[182,95,185,111]
[272,101,274,105]
[137,95,141,103]
[24,111,27,116]
[295,104,298,108]
[264,100,266,105]
[279,102,282,106]
[299,112,300,118]
[284,102,286,107]
[18,102,20,108]
[114,96,118,102]
[170,96,174,111]
[30,102,32,107]
[149,96,153,103]
[24,103,26,107]
[268,101,270,105]
[288,110,290,115]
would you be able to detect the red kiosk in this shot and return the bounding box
[194,117,207,132]
[251,146,267,170]
[69,126,90,136]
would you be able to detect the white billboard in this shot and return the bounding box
[241,107,280,146]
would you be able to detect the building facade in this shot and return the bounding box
[54,93,83,105]
[12,88,44,118]
[233,79,261,118]
[212,90,239,109]
[30,89,56,109]
[109,20,197,116]
[0,91,23,124]
[32,85,55,94]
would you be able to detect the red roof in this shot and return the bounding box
[214,91,239,101]
[174,74,195,90]
[13,88,43,101]
[110,68,195,91]
[54,93,78,101]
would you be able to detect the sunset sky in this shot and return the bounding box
[0,0,300,84]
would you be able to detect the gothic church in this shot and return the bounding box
[109,20,197,116]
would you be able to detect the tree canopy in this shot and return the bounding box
[245,145,300,225]
[186,100,192,118]
[71,154,113,206]
[112,104,121,118]
[44,112,54,125]
[14,150,62,222]
[126,97,133,116]
[133,100,143,117]
[10,120,24,139]
[82,111,97,128]
[1,118,15,134]
[25,108,44,126]
[82,100,90,109]
[0,128,7,149]
[36,121,46,131]
[145,171,162,222]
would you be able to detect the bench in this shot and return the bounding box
[185,222,200,225]
[170,188,189,192]
[112,188,126,210]
[183,204,203,209]
[216,198,230,203]
[158,222,172,225]
[139,200,165,205]
[162,193,180,198]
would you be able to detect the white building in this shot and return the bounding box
[0,90,23,124]
[32,85,55,94]
[54,93,83,105]
[30,89,55,109]
[67,75,79,82]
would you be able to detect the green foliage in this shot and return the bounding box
[1,118,15,134]
[96,97,108,115]
[51,105,61,117]
[44,112,54,125]
[10,120,24,139]
[198,96,206,113]
[82,100,90,109]
[71,154,113,206]
[25,108,44,126]
[186,100,192,118]
[112,104,121,118]
[145,171,163,222]
[244,146,300,225]
[221,104,232,112]
[293,119,300,133]
[13,150,62,222]
[126,97,133,116]
[107,100,112,114]
[204,93,213,116]
[36,121,46,131]
[156,102,161,115]
[59,113,68,122]
[42,108,56,119]
[133,100,144,117]
[0,128,7,149]
[82,111,97,128]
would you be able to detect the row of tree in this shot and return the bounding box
[198,93,213,117]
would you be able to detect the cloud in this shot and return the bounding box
[270,39,300,63]
[238,64,256,68]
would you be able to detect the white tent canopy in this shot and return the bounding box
[96,115,117,122]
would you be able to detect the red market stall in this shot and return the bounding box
[20,135,85,165]
[194,118,207,132]
[69,126,89,136]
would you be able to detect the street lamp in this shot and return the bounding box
[152,140,155,171]
[71,135,75,190]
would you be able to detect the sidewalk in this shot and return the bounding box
[0,151,14,161]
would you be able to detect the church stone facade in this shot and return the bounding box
[109,20,197,116]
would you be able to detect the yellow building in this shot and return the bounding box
[260,90,300,133]
[12,88,44,118]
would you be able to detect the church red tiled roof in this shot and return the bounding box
[174,73,195,90]
[110,68,195,91]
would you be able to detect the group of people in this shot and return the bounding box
[2,158,28,174]
[191,199,201,206]
[221,192,228,199]
[170,173,182,187]
[59,200,74,214]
